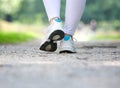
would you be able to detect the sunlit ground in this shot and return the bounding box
[74,27,120,42]
[0,20,120,44]
[0,20,45,44]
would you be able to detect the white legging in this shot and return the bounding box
[43,0,86,35]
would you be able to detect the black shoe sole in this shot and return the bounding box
[39,30,64,52]
[49,30,64,41]
[59,50,76,54]
[39,41,57,52]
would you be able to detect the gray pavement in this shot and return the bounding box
[0,39,120,88]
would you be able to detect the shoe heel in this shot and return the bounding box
[49,30,64,41]
[39,41,57,52]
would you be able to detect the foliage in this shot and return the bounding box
[98,20,120,31]
[0,0,120,23]
[0,0,22,14]
[82,0,120,23]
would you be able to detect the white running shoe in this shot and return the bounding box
[59,35,76,53]
[39,18,64,52]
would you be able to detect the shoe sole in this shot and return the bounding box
[59,50,76,54]
[49,30,64,41]
[40,41,57,52]
[40,30,64,52]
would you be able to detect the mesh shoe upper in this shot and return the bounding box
[59,35,76,53]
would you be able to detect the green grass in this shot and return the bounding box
[0,32,36,44]
[92,34,120,40]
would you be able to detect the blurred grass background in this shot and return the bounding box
[0,32,36,44]
[0,0,120,44]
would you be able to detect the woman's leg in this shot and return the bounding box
[43,0,61,21]
[59,0,86,53]
[64,0,86,35]
[40,0,64,52]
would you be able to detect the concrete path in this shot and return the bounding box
[0,40,120,88]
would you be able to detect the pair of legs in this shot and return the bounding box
[40,0,86,53]
[43,0,86,35]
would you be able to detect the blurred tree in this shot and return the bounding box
[0,0,120,23]
[60,0,66,20]
[0,0,22,21]
[82,0,120,23]
[14,0,46,23]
